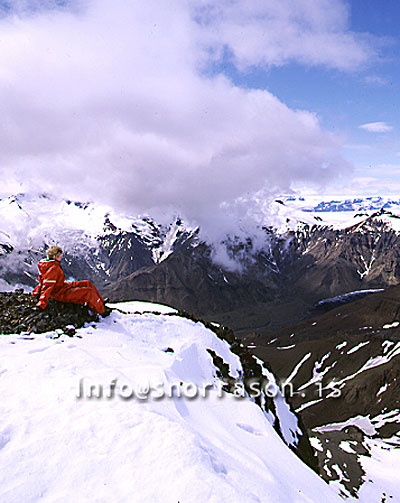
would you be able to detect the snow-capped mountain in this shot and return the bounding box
[0,192,198,291]
[303,195,400,213]
[277,194,400,214]
[0,301,341,502]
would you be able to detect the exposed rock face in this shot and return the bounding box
[104,243,280,314]
[245,285,400,497]
[0,290,111,336]
[310,428,370,498]
[103,210,400,331]
[283,210,400,301]
[96,227,155,284]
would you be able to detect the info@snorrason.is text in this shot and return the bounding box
[76,377,342,401]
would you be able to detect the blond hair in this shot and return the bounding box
[46,246,63,260]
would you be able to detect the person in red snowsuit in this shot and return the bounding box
[32,246,105,315]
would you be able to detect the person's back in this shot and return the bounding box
[33,247,66,308]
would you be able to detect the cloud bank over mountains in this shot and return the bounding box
[0,0,377,240]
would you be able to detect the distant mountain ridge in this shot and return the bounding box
[282,195,400,213]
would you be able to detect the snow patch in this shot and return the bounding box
[108,301,177,315]
[313,415,376,436]
[339,441,356,454]
[347,341,370,354]
[382,321,400,329]
[285,352,312,383]
[309,437,324,452]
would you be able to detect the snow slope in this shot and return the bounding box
[0,302,341,503]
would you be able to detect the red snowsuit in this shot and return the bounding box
[32,259,105,314]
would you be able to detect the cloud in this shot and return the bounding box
[0,0,374,245]
[364,75,388,86]
[359,122,393,133]
[348,175,400,197]
[191,0,378,71]
[331,163,400,198]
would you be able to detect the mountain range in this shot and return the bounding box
[2,192,400,333]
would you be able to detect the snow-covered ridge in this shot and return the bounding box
[0,192,197,262]
[3,192,400,255]
[0,302,341,502]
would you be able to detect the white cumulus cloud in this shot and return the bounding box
[191,0,377,71]
[0,0,377,241]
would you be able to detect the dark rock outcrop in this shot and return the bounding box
[0,290,111,336]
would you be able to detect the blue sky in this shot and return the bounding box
[220,0,400,195]
[0,0,400,235]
